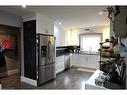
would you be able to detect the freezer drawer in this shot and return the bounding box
[38,64,55,85]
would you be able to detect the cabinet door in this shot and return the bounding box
[79,54,99,69]
[45,18,54,35]
[36,14,54,35]
[55,55,65,74]
[72,54,79,66]
[94,55,100,69]
[87,55,99,69]
[80,55,88,67]
[86,55,93,68]
[71,54,76,65]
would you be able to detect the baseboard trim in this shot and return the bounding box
[20,76,37,86]
[72,65,96,73]
[0,69,19,78]
[8,69,19,75]
[77,68,96,73]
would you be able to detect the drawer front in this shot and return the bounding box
[55,62,65,74]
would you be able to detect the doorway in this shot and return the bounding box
[0,24,21,83]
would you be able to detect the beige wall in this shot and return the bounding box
[67,25,110,46]
[78,25,110,42]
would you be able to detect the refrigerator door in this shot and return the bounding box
[47,36,55,64]
[38,65,45,85]
[37,34,56,85]
[38,35,55,66]
[38,35,49,66]
[38,64,55,85]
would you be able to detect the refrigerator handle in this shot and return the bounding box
[47,40,51,60]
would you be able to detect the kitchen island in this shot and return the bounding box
[85,69,108,89]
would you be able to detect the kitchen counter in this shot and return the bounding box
[56,45,99,56]
[73,52,99,55]
[85,69,108,89]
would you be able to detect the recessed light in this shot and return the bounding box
[99,12,103,15]
[58,22,62,25]
[22,5,26,8]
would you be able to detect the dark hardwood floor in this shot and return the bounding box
[0,67,93,89]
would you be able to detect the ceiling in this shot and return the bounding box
[0,6,110,29]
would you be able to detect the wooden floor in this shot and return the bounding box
[0,67,93,89]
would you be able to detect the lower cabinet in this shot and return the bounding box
[55,55,65,74]
[71,53,99,69]
[55,53,99,74]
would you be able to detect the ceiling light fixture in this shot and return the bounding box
[58,22,62,25]
[99,12,103,15]
[22,5,26,8]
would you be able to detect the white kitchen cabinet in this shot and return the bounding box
[54,25,79,46]
[54,25,66,46]
[85,55,100,69]
[23,13,54,35]
[55,55,65,74]
[71,53,99,69]
[71,54,76,65]
[36,13,54,35]
[71,54,80,66]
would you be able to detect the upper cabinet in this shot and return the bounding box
[23,13,54,35]
[36,13,54,35]
[54,25,66,46]
[113,6,127,38]
[54,25,79,46]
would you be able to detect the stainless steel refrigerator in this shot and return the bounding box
[37,34,56,85]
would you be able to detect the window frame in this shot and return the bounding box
[79,33,102,52]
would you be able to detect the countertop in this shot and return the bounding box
[85,69,108,89]
[72,52,99,55]
[56,51,99,57]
